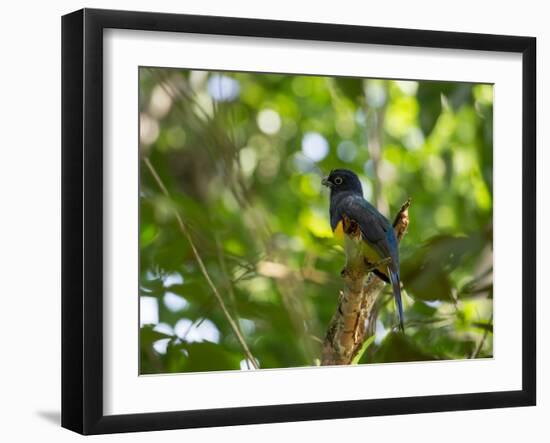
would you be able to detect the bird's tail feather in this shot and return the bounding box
[389,269,404,332]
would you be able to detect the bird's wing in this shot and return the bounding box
[333,194,404,330]
[337,194,394,261]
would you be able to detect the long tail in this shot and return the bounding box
[389,269,405,332]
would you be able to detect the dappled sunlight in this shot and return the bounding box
[336,140,358,163]
[163,292,188,312]
[139,113,159,146]
[138,67,494,374]
[207,74,240,102]
[174,318,220,344]
[257,109,282,135]
[301,132,330,162]
[140,296,159,326]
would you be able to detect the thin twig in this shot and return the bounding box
[143,157,259,369]
[471,313,493,359]
[178,297,217,342]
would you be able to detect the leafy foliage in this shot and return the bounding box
[138,68,493,374]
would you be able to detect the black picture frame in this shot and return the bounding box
[62,8,536,435]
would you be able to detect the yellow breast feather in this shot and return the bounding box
[333,219,345,240]
[334,218,383,268]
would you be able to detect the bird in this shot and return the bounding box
[322,169,404,331]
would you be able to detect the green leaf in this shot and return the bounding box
[140,325,173,342]
[401,233,484,302]
[177,342,242,372]
[373,332,439,363]
[471,321,493,334]
[334,78,363,102]
[352,335,375,365]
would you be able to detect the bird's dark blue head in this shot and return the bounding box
[322,169,363,196]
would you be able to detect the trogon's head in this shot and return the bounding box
[322,169,363,196]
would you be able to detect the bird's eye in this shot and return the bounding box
[334,177,343,185]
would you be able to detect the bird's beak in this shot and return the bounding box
[321,177,332,188]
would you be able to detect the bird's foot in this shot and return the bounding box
[363,257,392,273]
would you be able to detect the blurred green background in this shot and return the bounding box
[138,67,493,374]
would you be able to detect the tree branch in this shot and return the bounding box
[321,198,411,366]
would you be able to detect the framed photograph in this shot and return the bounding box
[62,8,536,435]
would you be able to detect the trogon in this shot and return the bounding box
[322,169,404,331]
